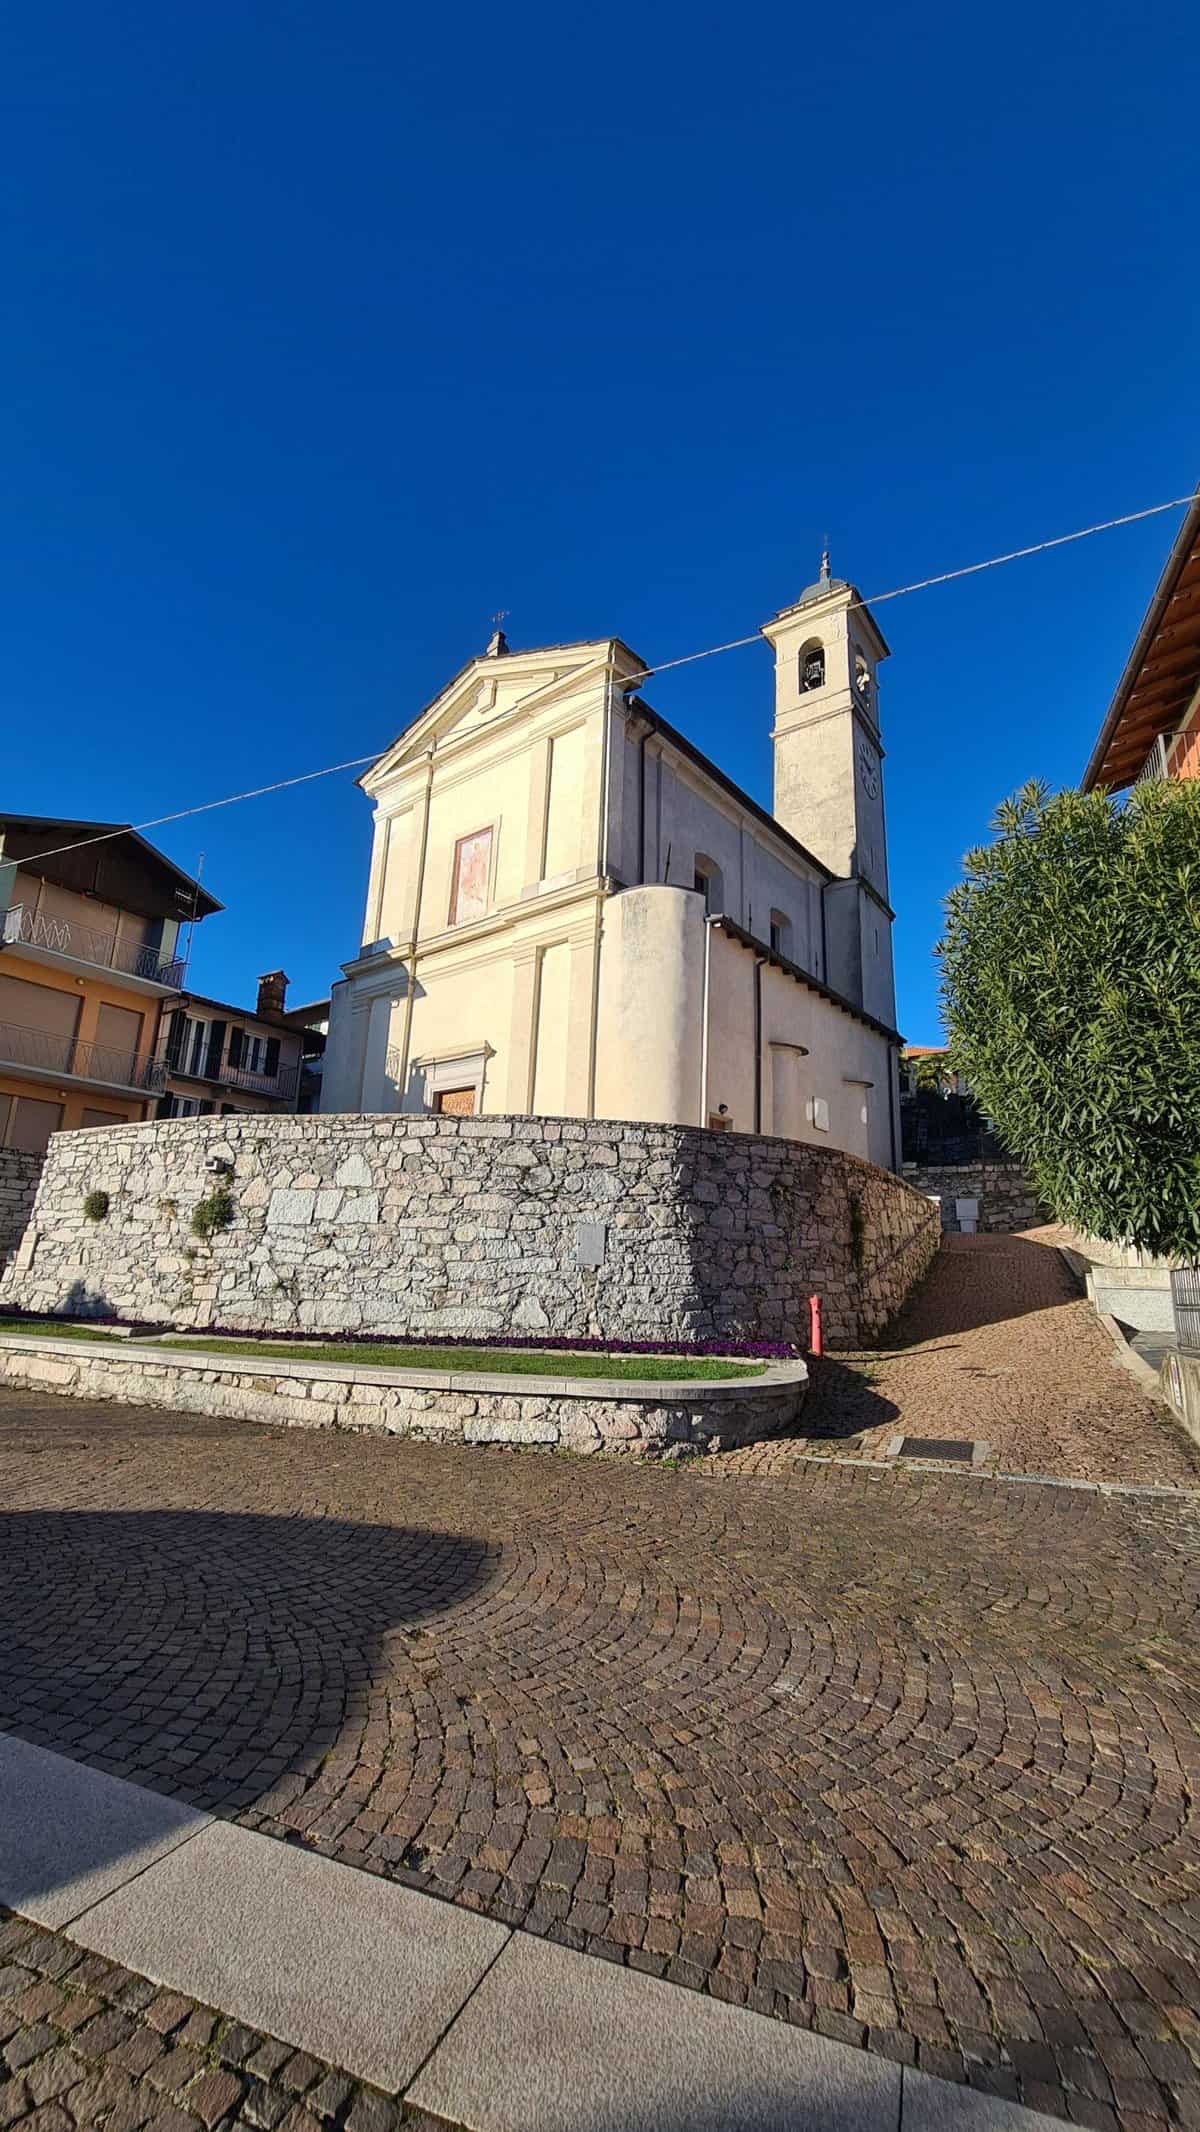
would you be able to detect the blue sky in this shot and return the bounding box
[2,0,1195,1040]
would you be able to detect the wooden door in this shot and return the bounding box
[434,1087,476,1116]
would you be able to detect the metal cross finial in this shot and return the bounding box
[485,609,510,657]
[819,541,831,587]
[491,608,509,630]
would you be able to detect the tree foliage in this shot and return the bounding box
[906,1049,955,1094]
[938,777,1200,1259]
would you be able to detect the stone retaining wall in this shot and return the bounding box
[0,1149,43,1269]
[0,1113,940,1348]
[902,1161,1044,1234]
[0,1337,808,1457]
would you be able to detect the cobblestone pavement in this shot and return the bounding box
[723,1234,1198,1486]
[0,1908,439,2131]
[3,1390,1200,2129]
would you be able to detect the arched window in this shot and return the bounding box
[769,909,791,958]
[799,639,825,693]
[693,855,724,915]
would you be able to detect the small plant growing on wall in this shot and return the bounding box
[82,1190,110,1223]
[190,1188,234,1242]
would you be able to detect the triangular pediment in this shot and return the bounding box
[361,638,644,792]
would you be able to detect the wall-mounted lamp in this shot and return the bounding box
[717,1103,729,1117]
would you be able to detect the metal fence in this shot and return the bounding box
[1171,1267,1200,1354]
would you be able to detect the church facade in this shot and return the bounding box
[321,566,904,1168]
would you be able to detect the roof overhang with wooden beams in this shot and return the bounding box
[1082,489,1200,791]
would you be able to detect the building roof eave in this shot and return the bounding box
[710,913,904,1046]
[1082,486,1200,792]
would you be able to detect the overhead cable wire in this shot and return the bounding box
[7,485,1197,878]
[4,752,384,880]
[622,489,1200,686]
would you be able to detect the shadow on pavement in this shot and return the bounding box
[773,1355,901,1446]
[0,1507,495,1905]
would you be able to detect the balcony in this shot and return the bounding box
[166,1051,300,1106]
[1134,735,1170,785]
[2,903,185,989]
[213,1060,299,1104]
[0,1019,167,1095]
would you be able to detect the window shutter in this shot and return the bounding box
[228,1028,244,1068]
[204,1020,227,1078]
[264,1036,281,1079]
[164,1010,186,1068]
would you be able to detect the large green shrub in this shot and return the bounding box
[939,777,1200,1259]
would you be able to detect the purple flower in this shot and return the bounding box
[1,1304,798,1361]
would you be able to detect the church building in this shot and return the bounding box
[321,563,904,1168]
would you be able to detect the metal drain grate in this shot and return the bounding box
[898,1436,976,1462]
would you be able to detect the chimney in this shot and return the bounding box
[257,969,288,1019]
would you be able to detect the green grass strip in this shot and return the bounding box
[0,1318,127,1343]
[156,1337,765,1381]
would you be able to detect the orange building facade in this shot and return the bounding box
[0,817,218,1153]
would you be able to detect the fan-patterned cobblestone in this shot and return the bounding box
[2,1384,1199,2131]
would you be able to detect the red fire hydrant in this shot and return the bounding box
[808,1293,823,1357]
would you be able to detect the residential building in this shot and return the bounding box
[156,972,317,1118]
[278,997,330,1112]
[1082,488,1200,790]
[322,561,905,1168]
[0,816,218,1153]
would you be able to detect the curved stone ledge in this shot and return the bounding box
[0,1333,808,1457]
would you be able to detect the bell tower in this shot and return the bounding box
[762,556,896,1026]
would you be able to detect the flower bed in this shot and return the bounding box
[0,1327,808,1457]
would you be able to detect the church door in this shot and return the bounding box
[434,1087,476,1116]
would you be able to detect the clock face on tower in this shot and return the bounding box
[857,736,879,802]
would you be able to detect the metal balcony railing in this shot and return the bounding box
[213,1060,300,1103]
[0,1019,167,1093]
[1135,735,1172,786]
[165,1049,300,1104]
[2,903,185,987]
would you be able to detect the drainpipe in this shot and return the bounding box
[753,954,766,1134]
[698,916,712,1126]
[888,1042,900,1172]
[637,720,651,886]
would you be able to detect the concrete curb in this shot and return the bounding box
[777,1451,1200,1499]
[1094,1309,1165,1399]
[0,1328,801,1403]
[0,1330,808,1459]
[0,1730,1065,2132]
[1056,1244,1174,1392]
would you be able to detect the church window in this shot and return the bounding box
[450,826,493,925]
[693,857,724,915]
[769,910,791,958]
[799,640,825,692]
